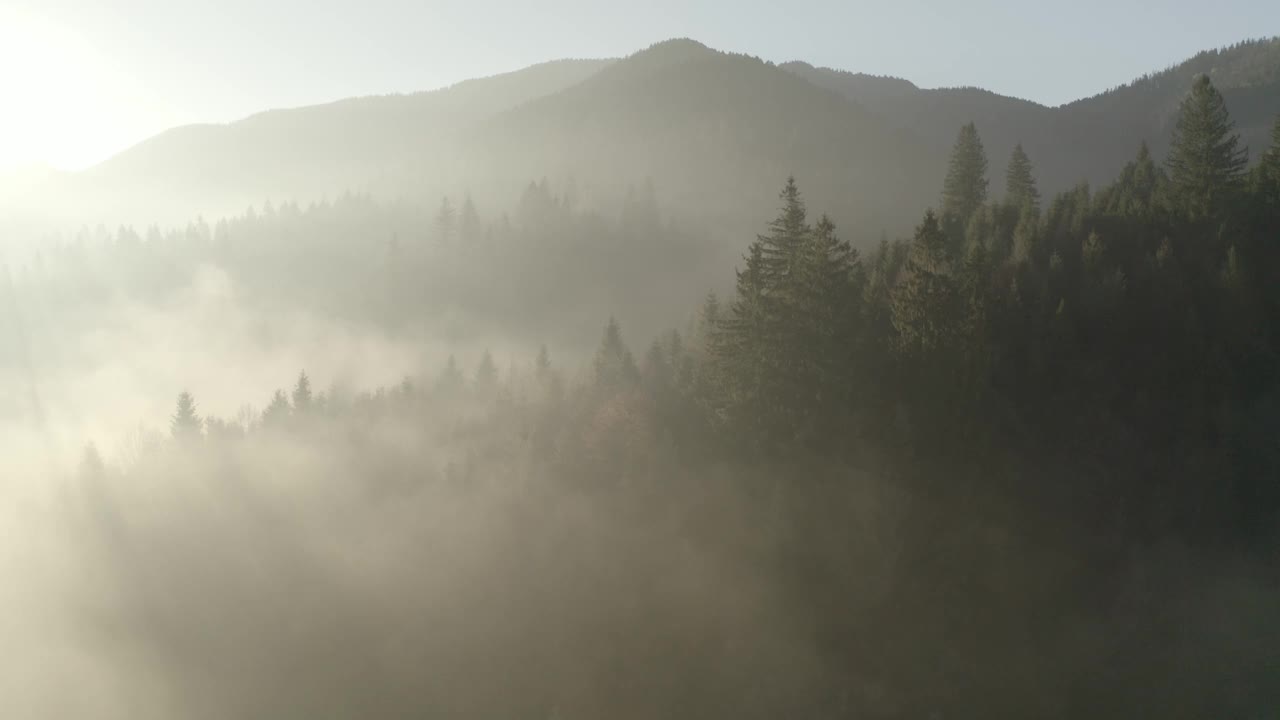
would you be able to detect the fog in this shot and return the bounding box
[5,26,1280,720]
[0,265,885,716]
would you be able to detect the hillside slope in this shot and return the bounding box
[783,37,1280,196]
[9,37,1280,240]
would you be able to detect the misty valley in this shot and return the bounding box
[3,36,1280,719]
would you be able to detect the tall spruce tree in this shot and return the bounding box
[475,350,498,392]
[942,123,990,233]
[437,355,464,396]
[1165,75,1248,220]
[171,391,202,441]
[794,214,861,442]
[291,371,313,413]
[1004,143,1039,212]
[1011,200,1040,266]
[1099,142,1164,217]
[262,389,291,428]
[758,176,812,298]
[892,210,958,356]
[594,317,639,390]
[713,178,867,450]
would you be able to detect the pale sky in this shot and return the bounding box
[0,0,1275,173]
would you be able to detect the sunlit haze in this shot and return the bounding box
[1,0,1274,172]
[2,2,1280,717]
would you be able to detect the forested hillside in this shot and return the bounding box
[785,37,1280,198]
[10,37,1280,245]
[12,71,1280,718]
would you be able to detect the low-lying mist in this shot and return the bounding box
[6,71,1280,713]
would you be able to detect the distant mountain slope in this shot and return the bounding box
[10,37,1280,240]
[783,37,1280,196]
[42,58,615,224]
[1058,38,1280,173]
[467,39,934,236]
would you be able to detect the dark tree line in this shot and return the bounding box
[703,74,1280,547]
[82,74,1280,718]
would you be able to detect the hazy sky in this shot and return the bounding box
[0,0,1274,173]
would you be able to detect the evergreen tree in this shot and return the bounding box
[1011,201,1041,266]
[793,213,861,438]
[698,292,722,349]
[891,210,965,446]
[965,204,997,256]
[892,210,958,356]
[942,122,990,233]
[711,179,820,448]
[1165,75,1248,219]
[475,350,498,391]
[958,233,992,398]
[1004,143,1040,212]
[757,176,812,295]
[714,244,769,407]
[1098,142,1164,217]
[291,371,313,413]
[262,389,291,428]
[641,340,673,397]
[437,355,464,396]
[171,391,202,440]
[593,317,639,390]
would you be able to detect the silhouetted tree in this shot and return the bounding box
[292,371,313,414]
[171,391,202,441]
[942,122,989,233]
[475,350,498,392]
[1004,143,1039,212]
[593,317,638,390]
[1166,75,1248,220]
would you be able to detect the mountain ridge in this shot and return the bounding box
[9,36,1280,237]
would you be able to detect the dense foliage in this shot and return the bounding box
[31,75,1280,717]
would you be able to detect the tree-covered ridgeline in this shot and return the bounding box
[72,75,1280,717]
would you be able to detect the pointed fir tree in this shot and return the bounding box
[794,213,861,428]
[641,340,673,397]
[958,234,992,393]
[1099,142,1165,217]
[593,317,639,390]
[942,122,990,232]
[892,210,958,356]
[171,391,202,441]
[1165,75,1248,220]
[436,355,464,396]
[475,350,498,392]
[713,237,777,443]
[1011,200,1041,266]
[291,371,313,414]
[758,176,812,295]
[1004,143,1040,212]
[262,389,291,428]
